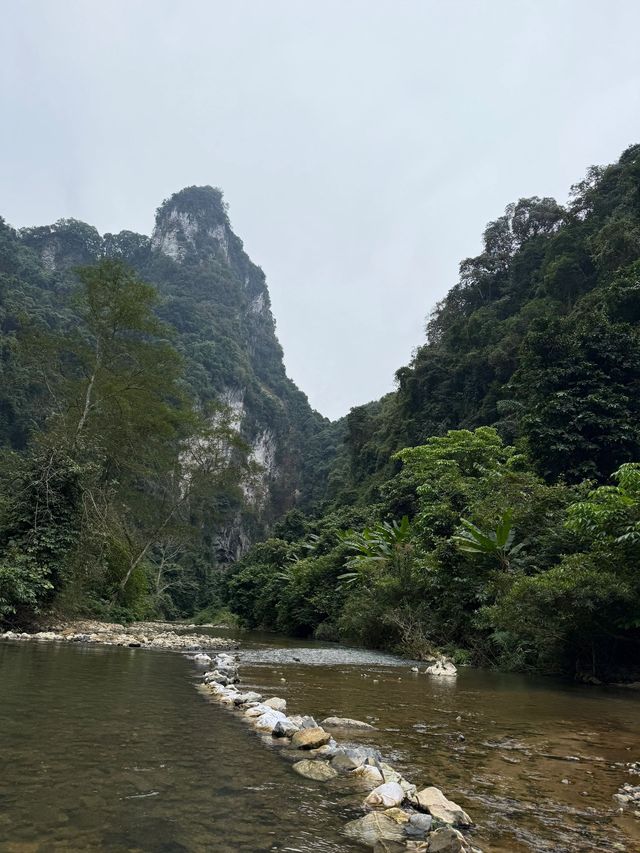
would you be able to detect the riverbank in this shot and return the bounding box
[0,619,237,652]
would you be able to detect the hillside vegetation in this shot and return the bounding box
[225,145,640,681]
[2,146,640,681]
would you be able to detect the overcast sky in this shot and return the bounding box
[2,1,640,419]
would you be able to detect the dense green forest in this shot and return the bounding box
[0,188,337,623]
[2,146,640,681]
[224,145,640,682]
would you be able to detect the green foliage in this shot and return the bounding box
[453,510,524,572]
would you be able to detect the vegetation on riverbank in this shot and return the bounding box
[223,145,640,682]
[2,146,640,681]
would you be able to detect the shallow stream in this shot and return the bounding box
[1,629,639,852]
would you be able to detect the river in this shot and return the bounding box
[1,629,639,852]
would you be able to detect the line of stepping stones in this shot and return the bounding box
[194,650,481,853]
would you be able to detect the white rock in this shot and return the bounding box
[321,716,374,729]
[424,659,457,677]
[352,764,384,785]
[193,653,212,664]
[263,697,287,712]
[414,786,471,826]
[253,710,288,732]
[364,781,405,809]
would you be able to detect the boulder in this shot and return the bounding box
[308,741,339,758]
[263,697,287,712]
[414,787,471,826]
[321,716,375,729]
[289,715,318,729]
[291,727,331,749]
[352,764,384,786]
[427,827,466,853]
[382,807,410,824]
[344,812,405,845]
[331,746,381,771]
[233,691,262,705]
[365,781,405,809]
[245,704,272,718]
[193,653,212,664]
[272,718,300,738]
[254,710,288,732]
[408,813,432,834]
[292,759,338,781]
[424,659,457,677]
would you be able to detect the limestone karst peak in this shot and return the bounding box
[151,185,232,263]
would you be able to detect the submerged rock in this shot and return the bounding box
[321,716,375,730]
[414,787,471,826]
[291,727,331,749]
[292,759,338,781]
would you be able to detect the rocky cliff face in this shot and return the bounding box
[14,186,331,559]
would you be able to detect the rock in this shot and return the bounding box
[352,764,385,785]
[193,653,212,663]
[411,666,419,673]
[382,807,410,824]
[427,826,465,853]
[321,716,375,729]
[292,759,338,781]
[344,812,406,845]
[332,745,381,771]
[289,715,318,729]
[263,697,287,712]
[373,843,409,853]
[365,781,405,809]
[408,813,432,834]
[245,704,272,718]
[272,719,300,738]
[204,670,230,685]
[424,659,457,677]
[233,691,262,705]
[414,787,471,827]
[309,741,338,758]
[291,727,331,750]
[254,710,288,732]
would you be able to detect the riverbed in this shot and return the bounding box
[1,629,639,852]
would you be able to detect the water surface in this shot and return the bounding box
[1,631,639,852]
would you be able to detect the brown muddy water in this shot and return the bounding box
[1,630,639,853]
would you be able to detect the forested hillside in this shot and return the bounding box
[3,147,640,681]
[227,145,640,682]
[0,187,340,622]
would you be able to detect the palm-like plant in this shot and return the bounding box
[337,516,411,587]
[452,509,523,571]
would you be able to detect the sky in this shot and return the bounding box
[2,1,640,419]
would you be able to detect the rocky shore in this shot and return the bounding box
[0,620,237,652]
[196,650,480,853]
